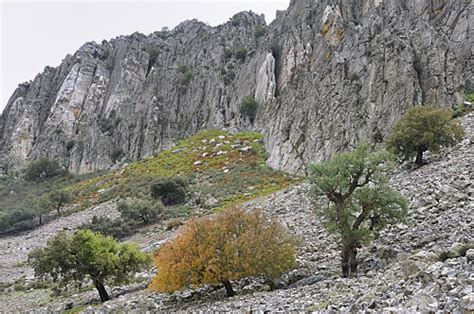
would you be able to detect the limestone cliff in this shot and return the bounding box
[0,0,471,174]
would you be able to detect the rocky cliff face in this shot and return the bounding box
[0,0,471,174]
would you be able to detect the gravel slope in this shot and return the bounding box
[0,113,472,312]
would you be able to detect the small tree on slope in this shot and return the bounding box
[309,144,407,278]
[149,207,297,296]
[29,230,150,302]
[386,105,464,166]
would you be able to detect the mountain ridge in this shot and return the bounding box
[0,0,471,175]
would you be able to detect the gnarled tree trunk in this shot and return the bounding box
[222,279,235,297]
[415,150,424,166]
[341,245,358,278]
[94,281,110,302]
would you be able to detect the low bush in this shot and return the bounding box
[254,25,266,38]
[117,198,163,224]
[177,66,193,93]
[231,15,241,26]
[111,148,124,163]
[98,116,121,134]
[81,216,135,239]
[223,47,233,60]
[0,207,36,234]
[24,158,66,182]
[150,177,188,206]
[235,47,248,62]
[240,96,258,123]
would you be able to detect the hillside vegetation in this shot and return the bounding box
[0,130,297,236]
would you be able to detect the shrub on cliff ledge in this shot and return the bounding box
[240,96,258,124]
[149,207,297,296]
[235,47,248,62]
[387,105,464,165]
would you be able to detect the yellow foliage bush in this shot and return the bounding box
[149,207,297,296]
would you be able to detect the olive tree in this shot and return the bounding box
[47,189,72,214]
[309,144,407,278]
[387,105,464,165]
[29,230,150,302]
[30,196,51,225]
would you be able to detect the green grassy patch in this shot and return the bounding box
[71,130,297,211]
[1,130,298,237]
[465,92,474,103]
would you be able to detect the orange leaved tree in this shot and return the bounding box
[149,207,297,296]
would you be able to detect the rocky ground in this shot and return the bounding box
[0,113,473,312]
[0,202,120,285]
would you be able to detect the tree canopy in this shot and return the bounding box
[309,144,407,277]
[24,157,66,181]
[149,207,297,296]
[150,177,187,206]
[47,189,72,214]
[386,105,464,165]
[29,229,150,302]
[118,198,163,224]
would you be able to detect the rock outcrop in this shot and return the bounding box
[0,0,471,174]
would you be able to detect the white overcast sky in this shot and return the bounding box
[0,0,289,113]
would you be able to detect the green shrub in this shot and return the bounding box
[0,207,36,234]
[13,278,27,291]
[47,189,72,214]
[235,47,248,62]
[24,158,65,182]
[66,140,75,151]
[111,148,124,163]
[231,15,241,26]
[146,47,159,75]
[465,92,474,103]
[28,230,150,302]
[452,103,467,118]
[387,106,465,165]
[81,216,134,239]
[150,177,188,206]
[240,96,258,123]
[117,199,163,224]
[224,70,236,86]
[178,65,190,74]
[180,71,193,86]
[98,116,121,134]
[177,66,193,93]
[223,47,233,60]
[254,25,266,38]
[147,47,159,61]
